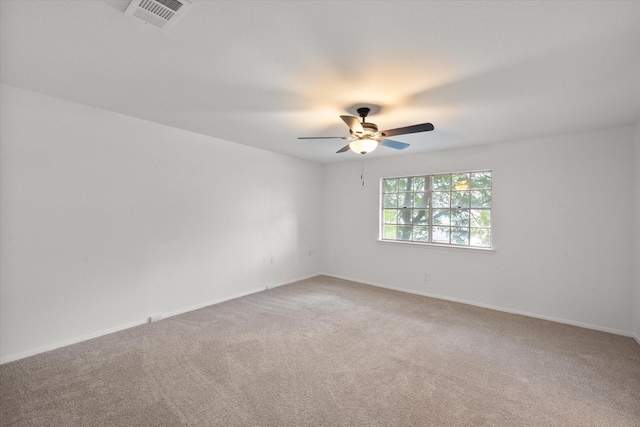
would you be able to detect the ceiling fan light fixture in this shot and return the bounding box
[349,138,378,155]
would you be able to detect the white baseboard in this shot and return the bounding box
[320,273,636,339]
[0,319,149,365]
[160,272,320,320]
[0,272,322,365]
[269,273,321,289]
[161,286,267,320]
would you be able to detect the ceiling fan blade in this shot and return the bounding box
[380,123,434,137]
[298,136,348,139]
[379,139,410,150]
[336,144,351,153]
[340,115,364,134]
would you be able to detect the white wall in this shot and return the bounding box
[323,125,636,335]
[0,84,323,363]
[2,83,637,364]
[634,123,640,342]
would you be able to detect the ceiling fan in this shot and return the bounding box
[298,107,434,154]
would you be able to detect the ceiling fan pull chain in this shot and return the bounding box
[361,158,365,187]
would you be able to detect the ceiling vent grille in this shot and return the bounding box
[125,0,192,32]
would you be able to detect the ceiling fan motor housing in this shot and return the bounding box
[362,122,378,135]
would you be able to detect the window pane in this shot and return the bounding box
[432,191,450,208]
[451,191,470,208]
[398,226,412,241]
[470,209,491,228]
[453,173,470,191]
[383,179,398,193]
[471,171,491,189]
[384,194,398,208]
[470,228,491,247]
[413,192,428,208]
[383,225,397,239]
[471,190,491,208]
[384,209,397,224]
[451,227,470,245]
[412,176,426,192]
[398,209,413,224]
[413,226,429,241]
[451,209,470,227]
[432,209,450,225]
[432,226,450,243]
[398,192,413,208]
[412,209,429,225]
[432,174,451,190]
[398,177,410,192]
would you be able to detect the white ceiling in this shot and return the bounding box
[1,1,639,164]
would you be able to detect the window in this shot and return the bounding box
[381,171,492,248]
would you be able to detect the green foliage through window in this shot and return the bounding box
[381,171,492,248]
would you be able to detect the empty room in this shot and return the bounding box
[1,1,639,426]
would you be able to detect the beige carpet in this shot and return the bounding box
[1,276,639,426]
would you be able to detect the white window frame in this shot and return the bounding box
[379,170,492,249]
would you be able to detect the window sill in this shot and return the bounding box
[376,239,496,253]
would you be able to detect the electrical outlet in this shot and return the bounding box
[424,273,430,282]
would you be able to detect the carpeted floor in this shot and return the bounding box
[1,276,639,426]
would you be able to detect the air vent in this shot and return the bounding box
[125,0,192,32]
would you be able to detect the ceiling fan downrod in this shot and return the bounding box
[356,107,378,137]
[357,107,370,123]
